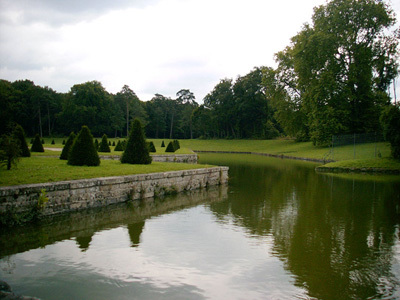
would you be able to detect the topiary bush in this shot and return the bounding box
[94,139,99,150]
[13,124,30,157]
[173,139,180,150]
[165,141,176,152]
[148,141,156,152]
[51,139,55,145]
[62,139,66,145]
[31,134,44,152]
[41,139,45,144]
[112,141,116,146]
[68,126,100,166]
[114,140,123,151]
[98,134,111,152]
[161,140,165,147]
[121,118,152,164]
[60,132,76,160]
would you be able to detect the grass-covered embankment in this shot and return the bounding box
[0,157,213,187]
[315,158,400,174]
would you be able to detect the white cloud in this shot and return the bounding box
[1,0,398,102]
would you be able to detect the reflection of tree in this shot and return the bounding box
[127,222,145,248]
[75,234,94,252]
[208,156,400,300]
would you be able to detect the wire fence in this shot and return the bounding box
[324,132,390,161]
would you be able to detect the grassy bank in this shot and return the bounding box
[0,157,212,187]
[315,158,400,174]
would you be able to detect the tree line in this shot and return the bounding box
[1,0,399,147]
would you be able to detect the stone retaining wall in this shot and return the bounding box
[100,154,198,163]
[0,167,228,218]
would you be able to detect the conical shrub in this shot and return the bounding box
[94,139,99,150]
[68,126,100,166]
[165,141,176,152]
[148,141,156,152]
[13,124,30,157]
[60,132,76,160]
[161,140,165,147]
[114,140,123,151]
[173,139,180,150]
[98,134,111,152]
[31,134,44,152]
[121,118,152,164]
[51,139,55,145]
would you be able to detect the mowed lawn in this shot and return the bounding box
[0,157,212,187]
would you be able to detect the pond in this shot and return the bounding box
[1,153,399,300]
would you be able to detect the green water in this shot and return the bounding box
[1,153,399,299]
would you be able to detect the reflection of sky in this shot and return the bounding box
[0,205,307,300]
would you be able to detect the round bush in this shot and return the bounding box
[31,134,44,152]
[121,119,152,164]
[68,126,100,166]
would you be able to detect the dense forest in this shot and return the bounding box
[1,0,399,146]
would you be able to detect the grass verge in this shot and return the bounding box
[0,157,213,187]
[315,158,400,174]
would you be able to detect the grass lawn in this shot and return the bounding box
[316,158,400,173]
[0,157,213,187]
[25,137,399,174]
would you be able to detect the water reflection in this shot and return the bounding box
[0,154,399,300]
[201,153,400,300]
[0,185,228,259]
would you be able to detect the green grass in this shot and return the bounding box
[0,157,213,186]
[318,158,400,171]
[32,138,194,156]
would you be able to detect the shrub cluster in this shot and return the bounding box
[68,126,100,166]
[165,140,180,153]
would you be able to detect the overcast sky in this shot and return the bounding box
[0,0,399,102]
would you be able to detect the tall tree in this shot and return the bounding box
[176,89,198,139]
[274,0,398,145]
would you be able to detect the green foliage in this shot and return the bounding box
[161,140,165,147]
[121,119,152,164]
[62,140,65,145]
[42,139,45,144]
[68,126,100,166]
[60,131,76,160]
[148,141,156,152]
[31,134,44,152]
[13,124,30,157]
[94,139,99,150]
[173,139,180,150]
[165,141,176,152]
[51,139,55,145]
[380,104,400,159]
[98,134,111,152]
[0,134,20,170]
[112,141,115,146]
[270,0,398,145]
[37,188,49,209]
[114,140,122,151]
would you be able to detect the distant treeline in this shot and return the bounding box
[1,0,398,146]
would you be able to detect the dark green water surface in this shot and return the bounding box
[1,153,399,299]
